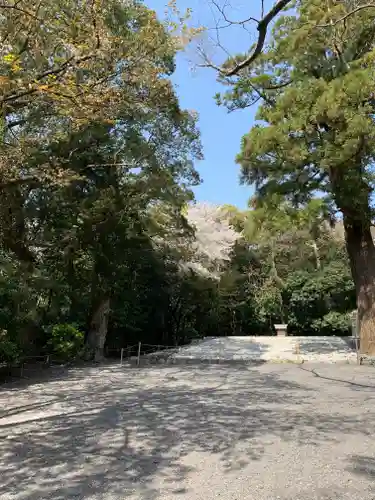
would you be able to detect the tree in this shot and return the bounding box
[27,104,201,359]
[240,196,328,325]
[0,0,188,267]
[185,202,240,277]
[219,1,375,353]
[0,0,178,120]
[0,0,204,361]
[285,261,356,336]
[247,197,300,324]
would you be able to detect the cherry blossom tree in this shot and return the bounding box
[185,202,240,277]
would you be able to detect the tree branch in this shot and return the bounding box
[211,0,259,27]
[0,3,42,20]
[224,0,292,76]
[317,3,375,28]
[6,118,26,129]
[263,79,293,90]
[0,177,40,190]
[206,0,375,78]
[1,54,95,106]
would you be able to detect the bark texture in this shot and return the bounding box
[344,218,375,355]
[86,297,111,361]
[329,160,375,355]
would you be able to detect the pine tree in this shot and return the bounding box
[219,1,375,353]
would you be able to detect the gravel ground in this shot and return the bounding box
[0,363,375,500]
[170,336,357,364]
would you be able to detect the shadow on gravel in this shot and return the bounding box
[0,364,374,500]
[0,359,121,390]
[170,336,270,362]
[298,365,375,390]
[297,337,353,355]
[0,400,62,419]
[347,455,375,479]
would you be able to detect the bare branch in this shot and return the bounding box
[211,0,259,27]
[90,0,101,49]
[196,46,225,73]
[248,80,274,106]
[199,0,375,78]
[224,0,292,76]
[1,88,41,107]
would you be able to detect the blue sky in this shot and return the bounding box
[147,0,267,209]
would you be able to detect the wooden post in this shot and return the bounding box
[137,342,141,367]
[295,341,301,363]
[120,348,124,366]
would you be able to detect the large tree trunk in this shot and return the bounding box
[329,158,375,355]
[344,217,375,355]
[86,297,111,362]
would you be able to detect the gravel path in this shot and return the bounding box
[0,363,375,500]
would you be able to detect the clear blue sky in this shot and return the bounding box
[146,0,266,209]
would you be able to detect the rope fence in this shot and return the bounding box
[1,341,191,380]
[111,342,182,367]
[0,354,61,380]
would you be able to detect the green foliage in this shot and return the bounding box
[0,337,21,364]
[255,280,285,324]
[46,324,84,359]
[311,312,351,337]
[219,9,375,222]
[285,262,355,335]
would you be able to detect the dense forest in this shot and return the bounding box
[1,0,373,365]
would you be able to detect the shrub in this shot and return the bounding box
[0,337,21,364]
[47,323,84,359]
[285,263,355,335]
[311,312,351,336]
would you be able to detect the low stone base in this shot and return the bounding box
[274,324,288,336]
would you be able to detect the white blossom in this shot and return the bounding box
[184,202,240,277]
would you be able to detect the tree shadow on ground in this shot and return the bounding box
[0,364,374,500]
[0,359,121,389]
[347,455,375,479]
[298,365,375,391]
[297,337,354,355]
[173,337,270,360]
